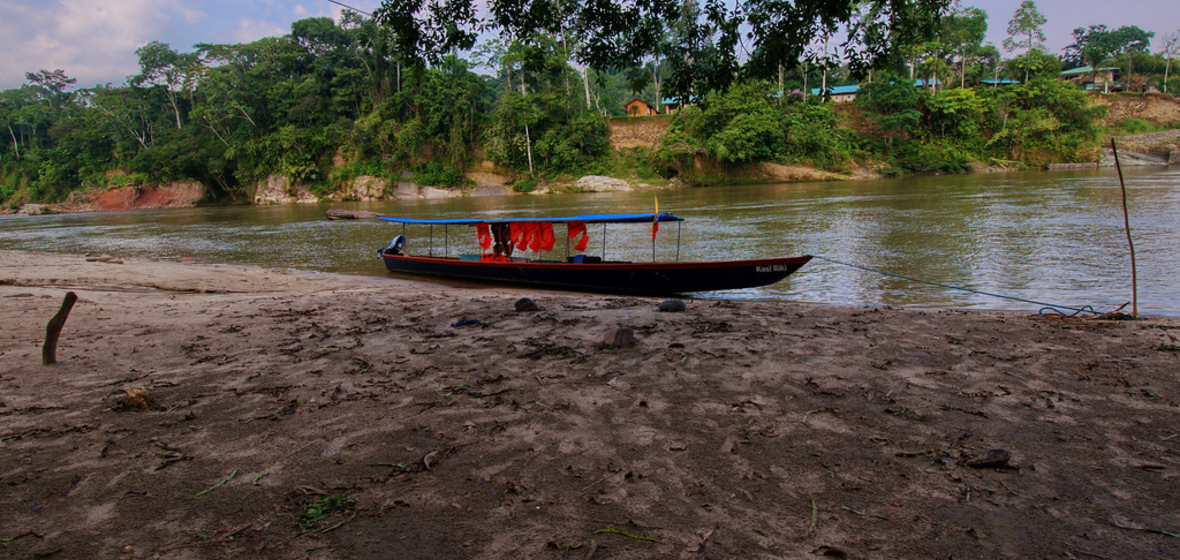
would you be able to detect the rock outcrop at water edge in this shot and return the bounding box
[1099,148,1169,167]
[336,175,389,201]
[574,175,633,191]
[253,175,320,205]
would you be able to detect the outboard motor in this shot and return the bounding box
[379,235,406,257]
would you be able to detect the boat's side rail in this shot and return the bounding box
[454,253,617,264]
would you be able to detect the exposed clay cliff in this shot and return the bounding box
[20,182,209,214]
[1092,93,1180,127]
[608,116,672,149]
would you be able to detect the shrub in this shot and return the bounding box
[1112,118,1159,135]
[412,161,469,188]
[511,177,538,193]
[778,99,856,170]
[677,83,783,163]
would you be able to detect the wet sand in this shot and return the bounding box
[2,250,1179,559]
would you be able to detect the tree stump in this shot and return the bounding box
[43,291,77,365]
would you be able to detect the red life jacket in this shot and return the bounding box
[529,222,546,252]
[476,223,492,249]
[538,223,555,252]
[511,223,526,248]
[568,221,589,252]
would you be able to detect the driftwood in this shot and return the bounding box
[43,291,77,365]
[326,209,383,220]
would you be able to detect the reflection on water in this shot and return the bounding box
[2,167,1177,315]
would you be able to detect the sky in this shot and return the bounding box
[1,0,1178,91]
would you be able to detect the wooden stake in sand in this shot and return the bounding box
[1110,139,1139,318]
[43,291,77,365]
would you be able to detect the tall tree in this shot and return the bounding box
[374,0,953,95]
[88,85,156,151]
[24,70,77,103]
[974,43,1003,85]
[17,70,78,151]
[0,87,37,159]
[340,12,401,104]
[1002,0,1046,82]
[1066,25,1153,69]
[131,42,198,129]
[1163,31,1179,93]
[1064,25,1111,69]
[1111,26,1154,91]
[940,3,988,88]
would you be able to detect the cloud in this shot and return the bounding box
[0,0,205,89]
[231,17,288,44]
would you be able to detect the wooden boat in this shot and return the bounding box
[377,212,811,294]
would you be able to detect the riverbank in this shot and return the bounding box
[3,251,1179,559]
[0,162,931,216]
[4,164,864,216]
[11,96,1180,217]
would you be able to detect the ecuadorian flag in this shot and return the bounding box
[651,197,659,240]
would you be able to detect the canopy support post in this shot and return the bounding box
[444,225,449,258]
[676,221,682,262]
[602,223,608,261]
[429,225,434,257]
[651,228,656,262]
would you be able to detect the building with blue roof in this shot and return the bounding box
[809,84,861,102]
[981,78,1022,86]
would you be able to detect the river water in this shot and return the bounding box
[2,167,1177,315]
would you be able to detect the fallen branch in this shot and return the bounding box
[593,527,662,544]
[0,531,42,543]
[579,472,617,494]
[1109,515,1180,537]
[43,291,77,365]
[320,511,358,533]
[841,505,887,520]
[808,500,818,535]
[182,470,238,500]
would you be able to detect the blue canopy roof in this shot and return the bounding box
[379,212,683,226]
[810,84,861,96]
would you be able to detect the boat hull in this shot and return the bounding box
[379,254,812,294]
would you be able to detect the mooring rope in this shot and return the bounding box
[809,254,1102,317]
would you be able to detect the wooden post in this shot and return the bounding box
[43,291,77,365]
[1110,139,1139,317]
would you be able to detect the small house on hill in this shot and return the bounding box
[1059,66,1120,91]
[625,99,657,116]
[661,96,702,114]
[809,84,860,103]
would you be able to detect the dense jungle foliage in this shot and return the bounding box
[1,2,1178,206]
[0,15,626,205]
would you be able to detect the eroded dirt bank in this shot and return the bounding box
[1,251,1179,560]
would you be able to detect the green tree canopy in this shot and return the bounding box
[1064,24,1154,70]
[1002,1,1047,82]
[940,4,988,87]
[1002,1,1045,54]
[374,0,953,98]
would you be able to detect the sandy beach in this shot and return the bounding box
[2,250,1178,559]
